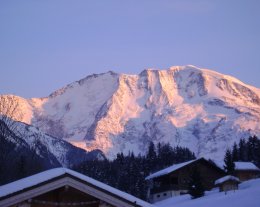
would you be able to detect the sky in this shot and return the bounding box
[0,0,260,98]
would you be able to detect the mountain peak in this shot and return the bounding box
[1,66,260,161]
[169,64,199,71]
[48,70,119,99]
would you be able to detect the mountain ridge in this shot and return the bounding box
[1,65,260,161]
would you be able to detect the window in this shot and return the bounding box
[163,193,167,196]
[157,194,161,198]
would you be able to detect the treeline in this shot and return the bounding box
[224,135,260,175]
[231,135,260,167]
[73,142,195,200]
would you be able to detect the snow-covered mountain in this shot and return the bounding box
[1,65,260,161]
[0,118,104,185]
[0,119,104,168]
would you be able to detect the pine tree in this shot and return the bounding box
[146,142,157,172]
[255,137,260,168]
[247,136,258,162]
[188,168,205,199]
[158,143,174,168]
[224,149,235,175]
[238,139,247,161]
[232,143,239,161]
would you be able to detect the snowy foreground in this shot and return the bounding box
[155,178,260,207]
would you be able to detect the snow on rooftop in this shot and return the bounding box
[214,161,260,171]
[235,162,260,171]
[215,175,240,185]
[145,160,196,180]
[0,168,153,207]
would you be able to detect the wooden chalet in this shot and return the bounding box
[234,162,260,181]
[0,168,153,207]
[145,158,225,203]
[215,175,240,192]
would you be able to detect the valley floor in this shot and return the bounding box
[155,178,260,207]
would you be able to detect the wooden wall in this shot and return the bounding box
[152,159,225,192]
[235,171,260,181]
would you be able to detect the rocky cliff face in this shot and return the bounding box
[1,65,260,161]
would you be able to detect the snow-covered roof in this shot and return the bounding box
[0,168,153,207]
[214,161,260,172]
[235,162,260,171]
[215,175,240,185]
[145,160,196,180]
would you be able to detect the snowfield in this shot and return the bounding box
[1,65,260,160]
[155,178,260,207]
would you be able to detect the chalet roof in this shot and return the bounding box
[0,168,153,207]
[215,175,240,185]
[145,159,196,180]
[145,158,225,180]
[235,162,260,171]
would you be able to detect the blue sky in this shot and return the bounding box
[0,0,260,98]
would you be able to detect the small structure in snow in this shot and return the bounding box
[234,162,260,181]
[0,168,153,207]
[215,175,240,192]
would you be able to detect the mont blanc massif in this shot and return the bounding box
[2,65,260,164]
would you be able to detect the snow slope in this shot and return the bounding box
[155,178,260,207]
[1,65,260,160]
[1,119,103,167]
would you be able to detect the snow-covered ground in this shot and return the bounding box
[155,178,260,207]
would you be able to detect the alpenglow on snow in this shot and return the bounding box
[1,65,260,161]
